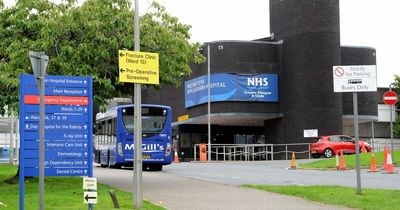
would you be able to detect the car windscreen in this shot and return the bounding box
[121,107,167,137]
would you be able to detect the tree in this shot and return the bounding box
[393,74,400,138]
[0,0,205,115]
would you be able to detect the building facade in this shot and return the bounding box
[141,0,394,159]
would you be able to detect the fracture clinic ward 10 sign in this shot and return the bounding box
[19,74,93,177]
[118,50,159,84]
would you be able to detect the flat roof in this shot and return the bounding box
[172,112,284,127]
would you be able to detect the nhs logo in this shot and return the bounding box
[247,77,269,86]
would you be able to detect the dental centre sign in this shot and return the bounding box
[184,73,278,108]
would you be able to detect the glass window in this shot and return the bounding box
[341,136,353,142]
[122,107,167,137]
[329,136,340,142]
[180,133,191,148]
[235,134,246,144]
[192,133,202,145]
[256,135,265,144]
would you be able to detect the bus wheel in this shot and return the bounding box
[100,164,107,168]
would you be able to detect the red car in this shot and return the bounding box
[310,135,372,158]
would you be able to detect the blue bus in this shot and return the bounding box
[94,104,172,171]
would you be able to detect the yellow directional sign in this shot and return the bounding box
[118,50,159,84]
[178,114,189,122]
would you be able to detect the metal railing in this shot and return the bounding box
[193,143,311,161]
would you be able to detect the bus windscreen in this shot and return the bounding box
[122,107,167,136]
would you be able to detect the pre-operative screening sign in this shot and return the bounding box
[118,50,159,84]
[333,65,377,92]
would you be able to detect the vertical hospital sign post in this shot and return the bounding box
[19,73,93,210]
[333,65,377,195]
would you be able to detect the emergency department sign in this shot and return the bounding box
[118,50,159,84]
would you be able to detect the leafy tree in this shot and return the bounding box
[393,75,400,138]
[0,0,205,115]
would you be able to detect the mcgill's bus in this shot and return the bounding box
[94,104,172,171]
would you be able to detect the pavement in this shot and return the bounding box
[94,165,355,210]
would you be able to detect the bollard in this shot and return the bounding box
[109,190,120,208]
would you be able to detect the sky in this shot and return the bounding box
[3,0,399,87]
[150,0,399,88]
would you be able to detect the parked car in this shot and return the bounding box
[310,135,372,158]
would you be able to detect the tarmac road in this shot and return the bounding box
[94,162,354,210]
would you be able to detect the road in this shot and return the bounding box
[93,160,367,210]
[162,160,400,189]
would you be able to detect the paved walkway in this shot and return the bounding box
[95,167,354,210]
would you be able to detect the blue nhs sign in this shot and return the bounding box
[184,73,278,108]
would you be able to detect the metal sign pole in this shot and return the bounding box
[389,84,394,161]
[207,44,211,162]
[9,111,14,165]
[133,0,143,208]
[29,51,48,210]
[353,92,361,195]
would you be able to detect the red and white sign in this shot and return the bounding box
[24,95,89,105]
[383,91,398,106]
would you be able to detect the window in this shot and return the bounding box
[329,136,341,142]
[122,107,167,137]
[341,136,353,142]
[180,133,191,148]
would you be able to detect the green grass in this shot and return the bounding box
[0,165,165,210]
[300,150,400,169]
[243,185,400,210]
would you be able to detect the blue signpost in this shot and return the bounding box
[19,74,93,210]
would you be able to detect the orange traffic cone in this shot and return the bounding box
[361,141,366,153]
[335,153,339,170]
[290,152,297,170]
[339,150,346,170]
[382,147,388,169]
[368,153,378,173]
[383,151,396,174]
[173,150,179,163]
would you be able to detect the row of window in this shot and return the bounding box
[95,118,117,136]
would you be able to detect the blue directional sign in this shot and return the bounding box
[19,74,93,179]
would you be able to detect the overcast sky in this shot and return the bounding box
[152,0,399,88]
[4,0,399,87]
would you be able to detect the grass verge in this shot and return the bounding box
[243,184,400,210]
[0,164,165,210]
[300,150,400,169]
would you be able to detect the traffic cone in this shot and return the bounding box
[383,151,396,174]
[361,141,366,153]
[368,153,378,173]
[339,150,346,170]
[382,147,388,169]
[290,152,297,170]
[173,150,179,163]
[335,153,339,170]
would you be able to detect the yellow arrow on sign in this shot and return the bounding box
[118,50,159,84]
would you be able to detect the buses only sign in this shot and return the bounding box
[118,50,159,84]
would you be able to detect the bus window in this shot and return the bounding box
[122,107,167,137]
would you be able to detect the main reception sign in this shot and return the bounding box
[185,73,278,108]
